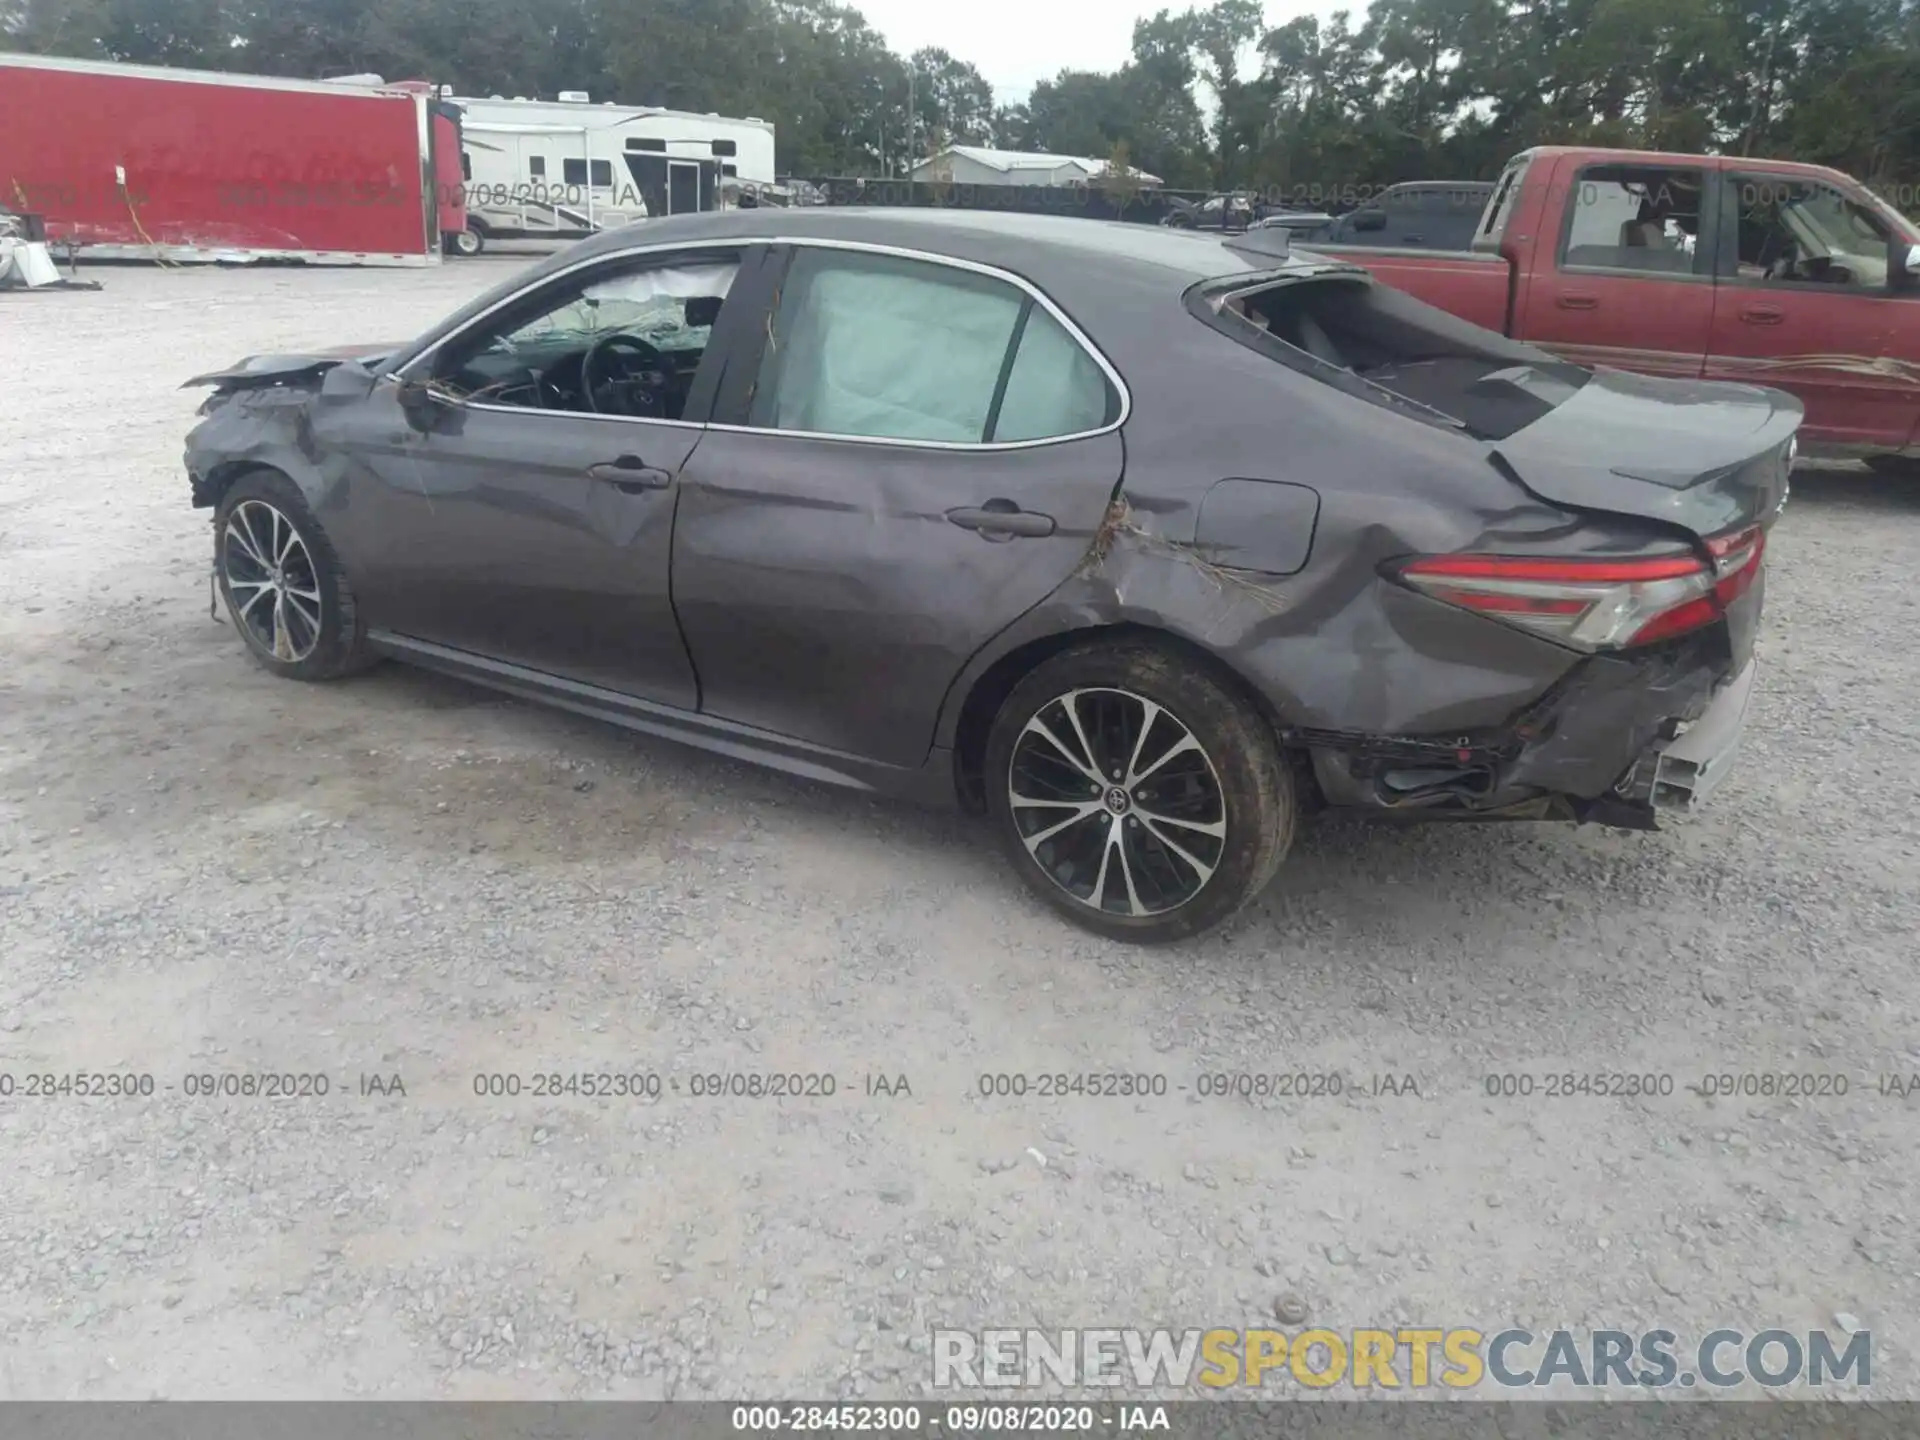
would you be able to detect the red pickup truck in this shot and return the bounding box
[1318,145,1920,472]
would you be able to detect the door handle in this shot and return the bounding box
[588,457,673,492]
[946,502,1056,539]
[1740,305,1785,325]
[1557,293,1599,310]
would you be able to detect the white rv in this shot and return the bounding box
[451,92,777,239]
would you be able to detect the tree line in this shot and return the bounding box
[7,0,1920,198]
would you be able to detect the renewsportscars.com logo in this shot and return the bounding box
[931,1328,1871,1391]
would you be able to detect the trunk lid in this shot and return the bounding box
[1488,366,1800,541]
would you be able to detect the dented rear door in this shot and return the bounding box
[668,242,1126,769]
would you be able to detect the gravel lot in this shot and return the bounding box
[1,252,1916,1402]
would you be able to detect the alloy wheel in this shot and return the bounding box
[1007,687,1228,917]
[223,498,322,663]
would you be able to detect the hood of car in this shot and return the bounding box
[181,342,407,389]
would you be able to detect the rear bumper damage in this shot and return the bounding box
[1637,660,1753,812]
[1301,632,1752,830]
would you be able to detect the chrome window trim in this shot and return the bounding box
[390,233,1133,451]
[464,404,707,430]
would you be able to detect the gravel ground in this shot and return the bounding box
[1,253,1916,1403]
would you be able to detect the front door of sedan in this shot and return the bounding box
[668,243,1126,770]
[322,244,756,708]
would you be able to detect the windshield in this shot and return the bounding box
[495,261,737,354]
[1736,178,1903,288]
[1859,183,1920,241]
[507,292,713,352]
[1787,191,1895,282]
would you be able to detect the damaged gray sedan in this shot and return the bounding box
[184,209,1796,943]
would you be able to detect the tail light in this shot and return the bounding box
[1395,524,1766,652]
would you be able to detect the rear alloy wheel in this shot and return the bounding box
[214,469,374,681]
[984,642,1295,943]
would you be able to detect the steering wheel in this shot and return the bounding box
[467,366,568,411]
[581,332,668,417]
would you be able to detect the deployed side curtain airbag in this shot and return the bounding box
[993,308,1112,442]
[766,257,1023,442]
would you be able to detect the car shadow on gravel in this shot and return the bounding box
[1262,814,1548,905]
[352,664,1606,918]
[350,662,985,838]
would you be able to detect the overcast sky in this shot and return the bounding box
[855,0,1351,106]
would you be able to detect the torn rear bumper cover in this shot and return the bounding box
[1303,642,1753,828]
[1647,659,1754,810]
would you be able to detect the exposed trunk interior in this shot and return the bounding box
[1221,274,1592,440]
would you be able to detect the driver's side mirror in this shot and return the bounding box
[396,377,455,433]
[1349,207,1388,232]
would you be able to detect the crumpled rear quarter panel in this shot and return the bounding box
[947,306,1593,741]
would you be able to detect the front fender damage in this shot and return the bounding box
[186,352,383,507]
[185,381,325,509]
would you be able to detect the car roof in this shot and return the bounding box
[561,205,1308,289]
[1514,145,1862,186]
[413,207,1363,374]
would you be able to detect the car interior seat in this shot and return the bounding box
[1620,218,1669,249]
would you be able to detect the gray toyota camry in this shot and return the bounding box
[184,207,1796,944]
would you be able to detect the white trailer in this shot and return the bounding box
[451,94,776,239]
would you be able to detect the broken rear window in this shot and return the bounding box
[1192,273,1591,440]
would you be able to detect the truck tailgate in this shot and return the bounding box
[1305,246,1512,334]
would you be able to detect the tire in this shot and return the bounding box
[1863,454,1920,478]
[447,226,484,257]
[213,468,376,681]
[984,640,1295,944]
